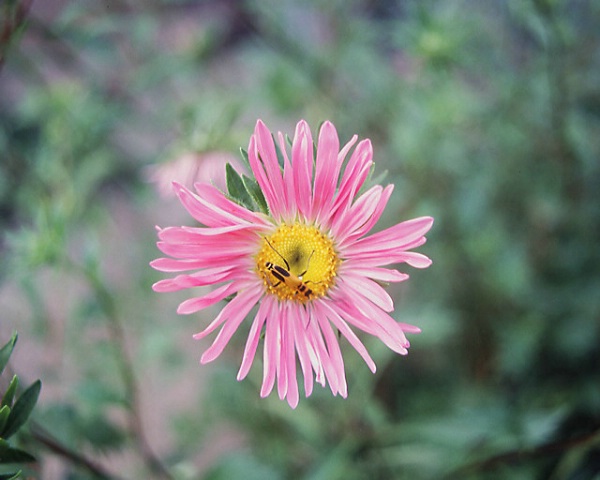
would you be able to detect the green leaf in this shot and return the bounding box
[2,376,18,408]
[242,174,269,215]
[0,406,10,434]
[2,380,41,439]
[0,439,35,463]
[226,163,254,210]
[0,334,17,376]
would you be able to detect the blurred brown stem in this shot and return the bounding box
[30,422,121,480]
[0,0,34,74]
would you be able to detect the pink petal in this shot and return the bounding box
[277,132,295,220]
[341,273,395,312]
[344,216,434,256]
[331,286,410,355]
[350,251,433,269]
[174,183,255,228]
[332,185,383,243]
[343,265,410,283]
[260,300,280,398]
[237,298,271,380]
[255,120,287,218]
[292,120,314,220]
[315,305,347,398]
[291,306,315,397]
[283,304,299,408]
[150,257,213,273]
[192,282,259,337]
[277,305,289,401]
[338,184,394,247]
[194,183,272,228]
[200,284,264,364]
[156,240,255,262]
[304,305,342,396]
[318,300,376,373]
[329,139,373,223]
[152,266,236,292]
[312,121,341,222]
[177,282,239,315]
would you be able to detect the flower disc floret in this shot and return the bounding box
[256,224,338,302]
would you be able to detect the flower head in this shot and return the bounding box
[151,119,433,408]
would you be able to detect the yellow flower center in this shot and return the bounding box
[256,224,338,302]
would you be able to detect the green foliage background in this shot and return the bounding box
[1,0,599,478]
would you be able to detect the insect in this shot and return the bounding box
[264,238,316,299]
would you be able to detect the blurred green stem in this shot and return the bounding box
[69,258,174,480]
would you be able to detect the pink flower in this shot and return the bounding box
[151,119,433,408]
[146,151,245,198]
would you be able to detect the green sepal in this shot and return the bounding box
[272,134,286,169]
[2,380,41,439]
[0,439,35,463]
[0,405,10,434]
[226,163,254,210]
[0,471,22,480]
[2,376,19,408]
[239,147,250,169]
[0,334,17,376]
[242,174,269,215]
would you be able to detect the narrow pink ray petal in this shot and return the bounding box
[338,185,394,247]
[200,284,264,364]
[247,134,277,214]
[345,216,434,255]
[260,300,280,398]
[277,305,289,401]
[314,303,347,398]
[278,132,295,220]
[341,273,395,312]
[292,120,314,220]
[174,182,255,228]
[237,298,271,380]
[150,257,213,273]
[157,224,259,243]
[304,306,341,396]
[314,133,357,227]
[284,304,299,408]
[192,282,257,338]
[152,266,235,292]
[349,251,433,269]
[300,309,325,386]
[312,121,340,221]
[156,240,256,260]
[319,300,377,373]
[177,282,239,315]
[254,120,287,219]
[194,183,273,227]
[329,139,373,219]
[331,285,410,355]
[343,265,410,283]
[331,185,382,243]
[291,306,314,397]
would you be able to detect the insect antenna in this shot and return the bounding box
[264,237,290,270]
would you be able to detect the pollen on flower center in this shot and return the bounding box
[256,224,338,302]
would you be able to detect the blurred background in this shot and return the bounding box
[1,0,599,478]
